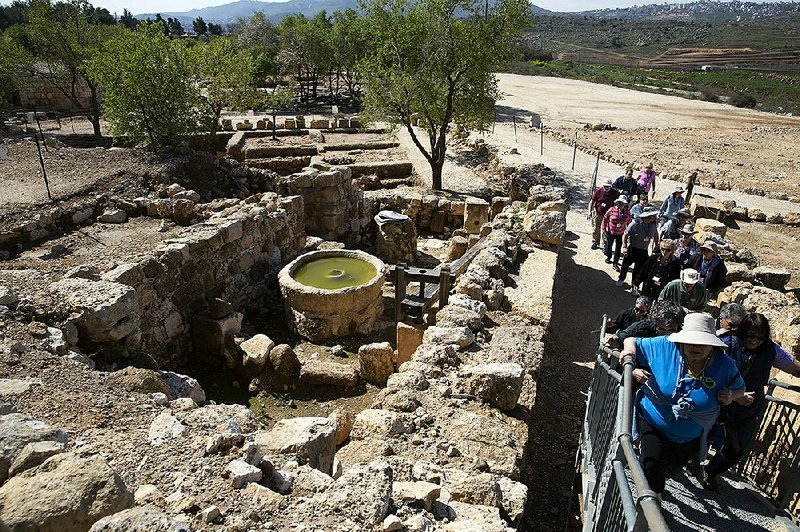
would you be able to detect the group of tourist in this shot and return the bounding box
[589,163,727,313]
[606,302,800,498]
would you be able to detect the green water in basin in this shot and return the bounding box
[293,256,377,290]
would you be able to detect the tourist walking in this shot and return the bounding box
[686,240,728,296]
[703,313,800,490]
[606,295,653,334]
[660,208,693,241]
[630,195,650,219]
[658,186,686,222]
[674,223,701,269]
[716,303,747,342]
[613,167,639,201]
[602,196,632,269]
[619,313,746,495]
[588,178,619,250]
[635,239,681,299]
[658,269,708,312]
[638,162,657,199]
[616,207,659,288]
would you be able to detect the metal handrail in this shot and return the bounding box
[580,317,669,531]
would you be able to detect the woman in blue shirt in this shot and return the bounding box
[620,313,746,494]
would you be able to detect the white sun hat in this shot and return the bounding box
[668,312,727,347]
[681,268,700,285]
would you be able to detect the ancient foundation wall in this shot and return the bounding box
[366,190,466,234]
[81,194,306,368]
[274,166,372,246]
[17,72,92,112]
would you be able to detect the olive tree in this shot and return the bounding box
[359,0,528,190]
[87,24,206,150]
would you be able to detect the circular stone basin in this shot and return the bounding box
[278,250,386,341]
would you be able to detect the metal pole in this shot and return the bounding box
[33,134,52,201]
[572,130,578,170]
[540,122,544,155]
[512,115,517,143]
[32,107,48,152]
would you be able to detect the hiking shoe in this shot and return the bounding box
[700,471,719,491]
[604,258,612,264]
[616,278,624,287]
[591,243,599,250]
[613,264,620,272]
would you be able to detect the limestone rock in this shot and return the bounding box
[133,484,162,505]
[726,262,755,284]
[48,278,138,342]
[106,367,170,396]
[98,209,127,224]
[448,473,501,506]
[497,476,528,526]
[449,294,487,318]
[522,209,566,247]
[448,412,525,480]
[0,287,19,306]
[767,212,783,224]
[255,417,337,474]
[436,305,482,331]
[423,326,475,349]
[359,342,395,385]
[464,198,490,235]
[8,440,65,478]
[292,465,334,496]
[447,236,469,261]
[266,344,301,385]
[329,409,354,445]
[754,266,791,291]
[695,218,727,239]
[396,322,424,365]
[159,371,206,403]
[351,409,414,440]
[442,501,507,532]
[335,438,394,470]
[240,334,275,371]
[147,412,186,446]
[461,363,525,411]
[227,459,263,489]
[300,360,359,388]
[0,414,67,484]
[0,453,132,530]
[392,481,441,511]
[412,344,459,368]
[382,515,403,531]
[488,327,545,374]
[784,212,800,227]
[89,505,190,531]
[245,483,286,512]
[63,264,101,280]
[316,460,393,527]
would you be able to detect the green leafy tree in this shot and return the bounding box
[87,24,208,150]
[0,1,29,32]
[167,17,184,38]
[189,37,259,134]
[229,11,280,84]
[9,0,124,136]
[118,8,138,29]
[207,22,223,36]
[192,16,208,36]
[278,12,333,102]
[330,9,367,101]
[261,86,295,140]
[359,0,529,190]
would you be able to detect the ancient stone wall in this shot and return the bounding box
[274,166,371,246]
[366,190,466,234]
[17,71,92,112]
[98,194,306,367]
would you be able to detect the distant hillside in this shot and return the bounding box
[136,0,552,26]
[574,1,800,23]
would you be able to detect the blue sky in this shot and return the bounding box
[1,0,784,16]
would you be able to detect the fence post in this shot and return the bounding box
[393,264,406,323]
[572,130,578,170]
[439,265,451,310]
[540,122,544,155]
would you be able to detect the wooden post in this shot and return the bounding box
[571,130,578,170]
[393,264,406,323]
[33,134,52,201]
[439,265,451,310]
[590,151,601,192]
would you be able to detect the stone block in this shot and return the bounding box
[690,195,727,220]
[192,313,243,358]
[754,266,791,291]
[396,323,424,366]
[523,209,566,247]
[350,409,413,440]
[300,360,359,388]
[490,197,510,219]
[254,417,337,474]
[240,334,275,372]
[422,326,475,349]
[227,459,262,489]
[464,198,490,235]
[460,362,525,411]
[266,344,301,385]
[98,209,127,224]
[358,342,395,385]
[447,236,469,261]
[695,218,727,239]
[392,481,440,511]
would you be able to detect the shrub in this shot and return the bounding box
[729,92,757,108]
[699,88,720,102]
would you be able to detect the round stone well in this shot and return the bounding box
[278,249,386,342]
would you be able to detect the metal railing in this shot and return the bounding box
[737,379,800,522]
[579,316,669,532]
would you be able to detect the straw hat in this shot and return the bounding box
[700,240,718,254]
[615,196,628,204]
[680,223,697,235]
[674,186,685,193]
[681,268,700,285]
[668,313,727,347]
[602,178,613,187]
